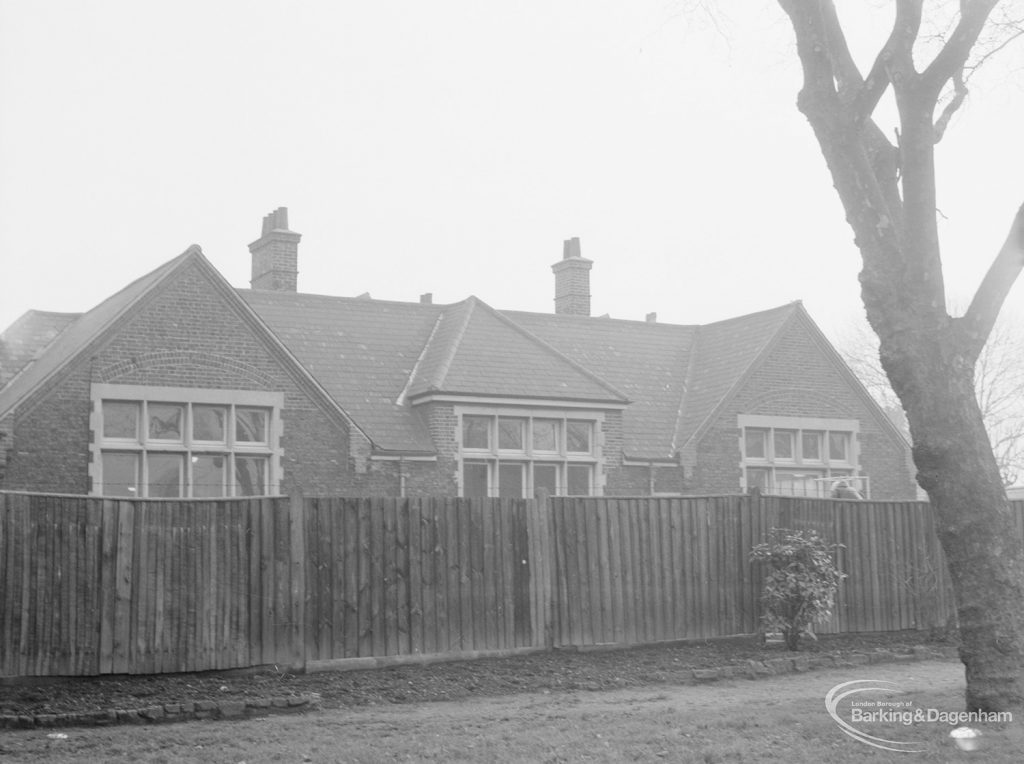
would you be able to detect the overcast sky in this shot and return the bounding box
[1,2,1021,343]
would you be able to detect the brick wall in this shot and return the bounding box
[690,317,915,499]
[1,261,358,495]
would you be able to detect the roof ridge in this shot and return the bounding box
[790,305,912,447]
[698,301,800,329]
[394,311,445,405]
[0,248,203,418]
[669,324,700,456]
[677,304,799,452]
[501,307,700,329]
[431,298,477,391]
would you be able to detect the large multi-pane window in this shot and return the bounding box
[739,415,863,498]
[459,411,600,498]
[91,385,281,498]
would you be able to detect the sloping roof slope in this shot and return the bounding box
[0,310,81,385]
[672,303,798,451]
[505,311,696,459]
[239,290,445,452]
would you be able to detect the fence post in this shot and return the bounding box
[289,490,306,671]
[531,488,554,649]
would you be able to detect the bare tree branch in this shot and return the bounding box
[960,203,1024,361]
[818,0,863,98]
[933,67,968,142]
[922,0,1001,95]
[964,22,1024,78]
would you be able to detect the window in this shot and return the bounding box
[91,385,281,498]
[532,419,559,452]
[462,416,491,449]
[533,463,559,495]
[738,416,862,498]
[102,402,139,439]
[193,405,226,442]
[463,462,490,498]
[456,410,602,498]
[148,404,183,441]
[566,421,592,453]
[566,464,592,496]
[101,452,139,497]
[801,431,822,461]
[829,432,849,462]
[498,463,524,498]
[744,429,767,459]
[773,430,795,460]
[498,418,525,450]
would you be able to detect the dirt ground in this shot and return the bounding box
[0,631,953,717]
[6,659,1021,763]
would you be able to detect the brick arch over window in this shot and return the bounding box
[98,351,278,388]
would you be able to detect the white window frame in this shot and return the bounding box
[737,415,864,498]
[90,384,284,498]
[456,406,604,498]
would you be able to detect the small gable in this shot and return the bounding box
[406,298,627,404]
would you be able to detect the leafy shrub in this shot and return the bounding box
[750,528,846,651]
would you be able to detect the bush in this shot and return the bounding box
[750,528,845,651]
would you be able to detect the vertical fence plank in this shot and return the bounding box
[446,498,463,652]
[339,498,357,659]
[432,498,450,653]
[396,497,411,655]
[289,493,306,669]
[658,499,675,640]
[531,492,554,649]
[606,499,625,645]
[420,498,437,655]
[457,497,474,651]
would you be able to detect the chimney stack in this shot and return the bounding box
[551,237,593,316]
[646,312,657,323]
[250,207,301,291]
[420,293,433,304]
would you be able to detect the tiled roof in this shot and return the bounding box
[406,297,628,403]
[672,303,798,452]
[505,311,696,459]
[239,291,796,459]
[239,290,445,452]
[0,310,81,386]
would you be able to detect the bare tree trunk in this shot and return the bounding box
[776,0,1024,711]
[885,335,1024,711]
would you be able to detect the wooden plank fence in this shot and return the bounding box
[2,490,1022,677]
